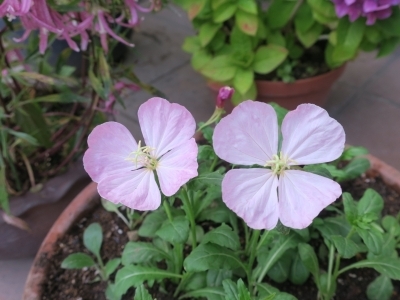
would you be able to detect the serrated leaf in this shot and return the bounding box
[138,210,166,238]
[358,189,384,219]
[233,68,254,95]
[115,266,181,297]
[366,275,393,300]
[61,253,95,269]
[253,45,288,74]
[122,242,169,265]
[222,279,239,300]
[341,257,400,280]
[156,216,190,244]
[105,258,121,278]
[134,284,153,300]
[83,223,103,258]
[202,224,240,250]
[236,10,258,35]
[331,235,362,259]
[184,243,245,272]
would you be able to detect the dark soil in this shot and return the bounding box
[41,172,400,300]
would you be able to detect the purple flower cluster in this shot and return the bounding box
[332,0,400,25]
[0,0,154,54]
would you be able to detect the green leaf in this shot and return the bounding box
[267,31,286,47]
[307,0,337,18]
[366,275,393,300]
[206,269,232,287]
[0,166,10,214]
[295,3,314,33]
[198,205,233,224]
[83,223,103,258]
[89,69,106,99]
[115,265,181,297]
[183,36,202,53]
[199,23,222,47]
[289,252,310,285]
[331,235,362,259]
[257,283,298,300]
[233,68,254,95]
[194,171,223,187]
[187,0,208,20]
[256,233,300,282]
[184,243,245,272]
[138,210,166,238]
[333,18,366,63]
[213,3,237,23]
[202,224,240,250]
[376,7,400,37]
[268,251,292,283]
[201,55,237,81]
[357,189,384,219]
[122,242,169,265]
[298,243,320,287]
[266,0,297,29]
[269,102,289,125]
[156,216,190,244]
[237,279,252,300]
[237,0,257,14]
[61,253,96,269]
[296,22,324,48]
[235,9,258,35]
[191,50,213,71]
[340,257,400,280]
[253,45,288,74]
[314,216,352,239]
[179,287,225,299]
[337,158,370,181]
[184,272,207,291]
[231,82,257,105]
[382,216,400,237]
[222,279,239,300]
[356,227,384,255]
[134,284,153,300]
[105,258,121,278]
[342,193,358,224]
[15,104,52,148]
[230,26,253,52]
[303,165,332,179]
[340,146,369,161]
[378,37,400,58]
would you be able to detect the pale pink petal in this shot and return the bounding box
[83,122,139,183]
[278,170,341,229]
[213,101,278,166]
[98,169,161,210]
[157,138,198,196]
[138,97,196,157]
[281,104,345,165]
[222,168,279,230]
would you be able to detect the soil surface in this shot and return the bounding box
[41,172,400,300]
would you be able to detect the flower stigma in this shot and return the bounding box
[265,153,296,175]
[126,140,158,170]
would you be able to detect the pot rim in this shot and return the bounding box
[22,154,400,299]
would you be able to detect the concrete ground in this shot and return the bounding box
[2,6,400,300]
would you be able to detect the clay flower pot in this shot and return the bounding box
[208,65,346,111]
[0,161,90,259]
[22,154,400,299]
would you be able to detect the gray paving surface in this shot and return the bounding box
[2,5,400,300]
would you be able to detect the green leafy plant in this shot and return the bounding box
[175,0,400,103]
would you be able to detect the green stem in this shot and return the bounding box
[326,243,335,299]
[209,155,218,172]
[244,223,250,254]
[256,230,270,251]
[247,230,261,293]
[181,187,197,249]
[163,200,173,222]
[173,272,193,298]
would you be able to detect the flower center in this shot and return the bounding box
[265,153,295,175]
[126,140,158,170]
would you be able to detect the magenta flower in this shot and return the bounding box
[216,86,234,109]
[83,97,198,210]
[213,101,345,230]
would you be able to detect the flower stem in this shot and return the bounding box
[247,229,261,291]
[163,200,173,222]
[209,155,218,172]
[326,243,336,299]
[181,187,197,249]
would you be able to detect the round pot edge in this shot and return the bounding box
[22,154,400,299]
[23,181,99,300]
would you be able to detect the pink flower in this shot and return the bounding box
[83,97,198,210]
[213,101,345,230]
[216,86,234,109]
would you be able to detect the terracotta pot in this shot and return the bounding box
[23,154,400,299]
[208,65,346,111]
[0,161,90,259]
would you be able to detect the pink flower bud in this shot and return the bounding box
[216,86,234,108]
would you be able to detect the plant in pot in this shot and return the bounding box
[0,0,156,258]
[25,88,400,299]
[174,0,400,109]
